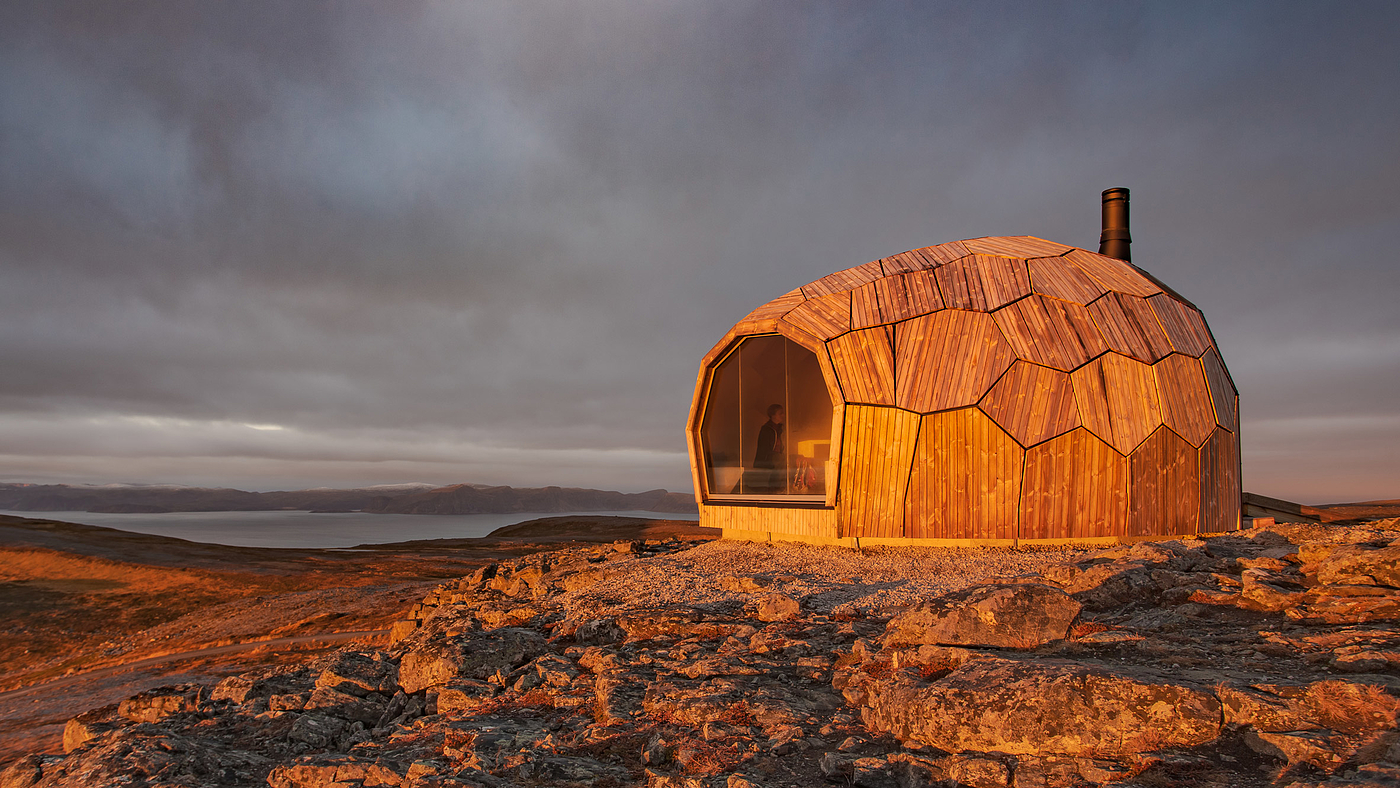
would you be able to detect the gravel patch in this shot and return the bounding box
[559,539,1103,618]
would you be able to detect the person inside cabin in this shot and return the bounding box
[749,403,786,493]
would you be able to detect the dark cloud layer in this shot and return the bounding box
[1,1,1397,502]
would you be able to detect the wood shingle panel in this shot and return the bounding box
[837,405,921,539]
[1086,292,1174,364]
[905,408,1023,540]
[1199,427,1241,533]
[733,288,806,336]
[935,254,1032,311]
[1200,349,1238,431]
[1027,256,1109,305]
[779,292,851,340]
[896,310,1018,413]
[827,326,896,406]
[1148,295,1213,358]
[802,261,884,299]
[1128,426,1201,537]
[1020,427,1128,540]
[879,250,933,275]
[1071,353,1163,454]
[851,281,883,330]
[876,270,943,323]
[1062,248,1162,297]
[916,241,970,267]
[978,361,1080,448]
[1153,353,1216,447]
[992,295,1110,372]
[963,236,1074,259]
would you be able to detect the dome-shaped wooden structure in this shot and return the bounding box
[686,236,1240,546]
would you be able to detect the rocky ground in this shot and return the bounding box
[5,518,1400,787]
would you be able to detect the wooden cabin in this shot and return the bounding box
[686,232,1241,546]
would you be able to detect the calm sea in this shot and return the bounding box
[0,509,698,549]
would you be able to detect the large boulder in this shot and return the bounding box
[860,658,1221,756]
[1317,542,1400,588]
[314,650,399,697]
[883,584,1080,650]
[398,627,549,694]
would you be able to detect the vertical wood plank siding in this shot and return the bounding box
[1020,428,1128,539]
[1128,426,1201,536]
[837,405,920,538]
[905,408,1023,540]
[1071,353,1163,454]
[875,270,944,323]
[1199,427,1241,533]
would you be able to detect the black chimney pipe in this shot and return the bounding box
[1099,187,1131,262]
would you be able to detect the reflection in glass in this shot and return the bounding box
[700,335,834,499]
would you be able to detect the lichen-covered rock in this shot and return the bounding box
[0,754,44,788]
[860,658,1220,756]
[1317,541,1400,588]
[883,584,1080,649]
[314,650,399,697]
[755,592,800,622]
[116,684,203,724]
[398,626,549,693]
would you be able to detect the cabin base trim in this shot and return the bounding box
[719,527,1225,549]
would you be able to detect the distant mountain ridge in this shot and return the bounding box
[0,482,698,515]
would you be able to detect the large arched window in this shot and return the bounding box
[701,335,835,500]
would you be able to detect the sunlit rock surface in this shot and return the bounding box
[7,517,1400,787]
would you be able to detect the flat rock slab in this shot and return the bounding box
[861,657,1221,757]
[883,583,1081,649]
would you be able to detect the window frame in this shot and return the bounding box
[690,330,845,508]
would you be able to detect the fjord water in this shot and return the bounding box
[0,509,697,549]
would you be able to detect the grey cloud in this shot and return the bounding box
[1,1,1398,500]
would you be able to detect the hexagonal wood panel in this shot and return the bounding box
[906,408,1024,541]
[992,295,1109,372]
[837,404,920,538]
[1153,353,1216,447]
[779,292,851,340]
[978,361,1080,447]
[1020,427,1128,540]
[1200,349,1237,431]
[827,326,896,406]
[935,254,1031,311]
[1086,292,1174,364]
[1149,294,1213,358]
[1071,352,1164,455]
[895,310,1017,413]
[1128,426,1201,537]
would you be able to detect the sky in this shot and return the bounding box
[1,2,1397,504]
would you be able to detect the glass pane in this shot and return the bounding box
[701,348,742,495]
[785,341,833,496]
[701,335,834,499]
